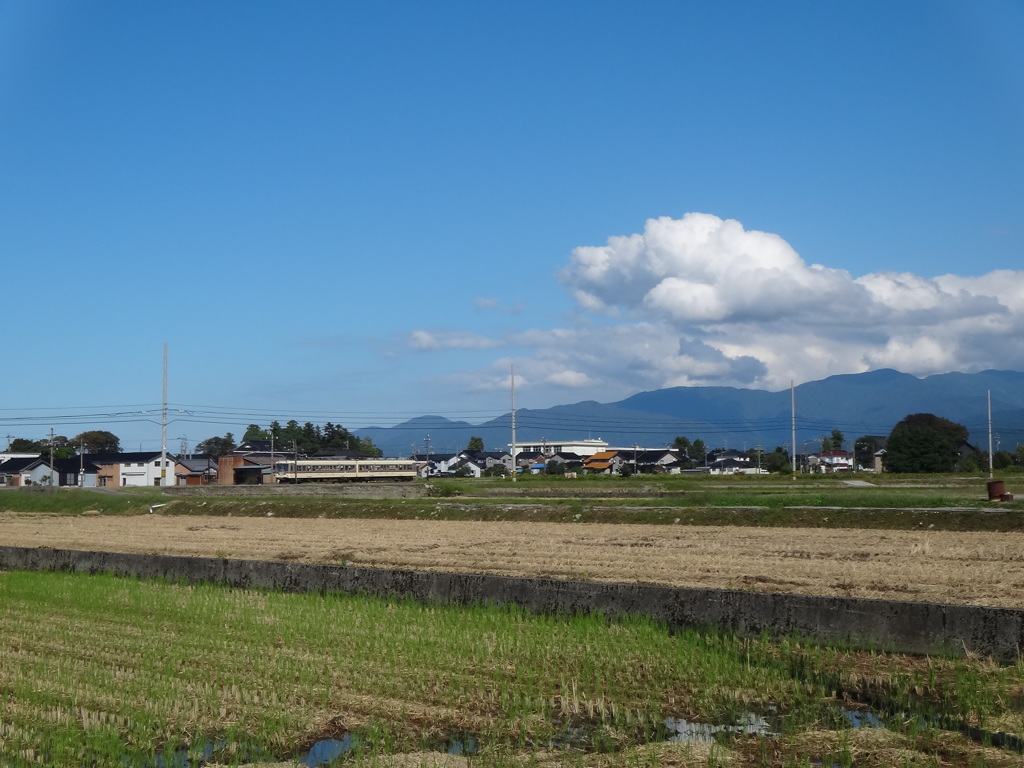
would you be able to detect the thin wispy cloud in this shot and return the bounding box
[474,297,524,314]
[409,330,503,351]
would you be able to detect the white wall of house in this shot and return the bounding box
[118,457,174,487]
[24,465,56,486]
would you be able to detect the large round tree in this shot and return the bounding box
[884,413,967,473]
[72,430,121,454]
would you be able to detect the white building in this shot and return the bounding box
[509,438,608,459]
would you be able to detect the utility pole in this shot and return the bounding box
[160,343,168,487]
[988,390,994,480]
[510,364,517,482]
[49,427,55,487]
[790,381,797,479]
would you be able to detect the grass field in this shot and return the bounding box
[2,569,1023,767]
[2,474,1024,765]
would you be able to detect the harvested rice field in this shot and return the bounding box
[3,569,1024,768]
[2,510,1024,608]
[4,483,1024,767]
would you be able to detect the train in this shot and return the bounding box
[272,458,419,483]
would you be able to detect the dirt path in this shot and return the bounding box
[2,512,1022,608]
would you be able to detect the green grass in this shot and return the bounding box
[1,570,1023,766]
[0,486,167,516]
[3,473,1024,531]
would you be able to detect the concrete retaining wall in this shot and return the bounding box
[2,545,1022,661]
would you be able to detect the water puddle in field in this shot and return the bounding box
[300,734,357,766]
[662,712,776,743]
[111,704,1023,766]
[122,740,273,768]
[837,705,1024,754]
[841,707,885,729]
[117,712,782,766]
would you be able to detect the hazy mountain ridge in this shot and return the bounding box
[356,369,1024,456]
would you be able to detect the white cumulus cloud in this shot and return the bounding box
[408,213,1024,405]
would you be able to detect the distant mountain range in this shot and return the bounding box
[355,369,1024,457]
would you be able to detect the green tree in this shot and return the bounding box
[762,446,790,474]
[884,414,967,473]
[466,436,485,452]
[298,422,320,454]
[195,432,236,459]
[690,439,708,465]
[43,435,75,459]
[8,438,43,453]
[278,421,302,452]
[318,423,350,453]
[830,429,845,451]
[993,451,1015,470]
[72,430,121,454]
[355,436,382,458]
[242,424,269,442]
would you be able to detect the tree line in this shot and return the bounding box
[7,413,1024,473]
[4,421,383,462]
[674,413,1024,474]
[6,431,121,457]
[194,421,381,459]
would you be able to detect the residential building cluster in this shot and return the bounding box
[1,437,885,488]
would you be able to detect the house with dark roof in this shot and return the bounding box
[175,456,218,486]
[463,450,513,473]
[512,450,545,471]
[0,456,100,487]
[546,452,585,471]
[634,449,687,474]
[412,449,513,478]
[0,456,40,486]
[90,451,175,487]
[411,452,460,477]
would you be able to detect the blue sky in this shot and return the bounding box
[1,0,1022,452]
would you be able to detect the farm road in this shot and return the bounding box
[1,512,1022,609]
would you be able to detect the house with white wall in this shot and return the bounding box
[92,452,175,487]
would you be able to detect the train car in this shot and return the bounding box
[273,458,418,483]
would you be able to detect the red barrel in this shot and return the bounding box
[988,480,1006,501]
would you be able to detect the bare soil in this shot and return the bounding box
[2,511,1023,608]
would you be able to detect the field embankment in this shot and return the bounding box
[3,510,1024,608]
